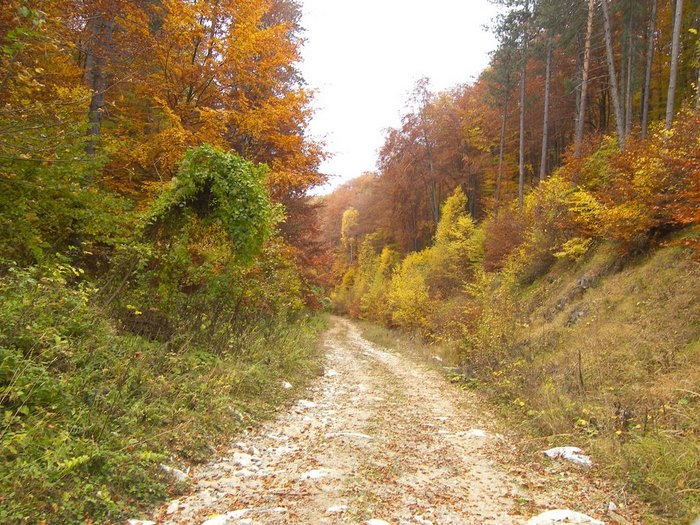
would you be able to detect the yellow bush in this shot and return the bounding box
[428,188,483,293]
[387,251,431,331]
[361,246,399,322]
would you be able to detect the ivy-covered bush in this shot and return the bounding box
[147,145,282,264]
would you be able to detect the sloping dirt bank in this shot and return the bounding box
[152,317,639,524]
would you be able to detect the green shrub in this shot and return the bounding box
[0,262,324,523]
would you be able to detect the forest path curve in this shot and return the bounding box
[153,317,624,525]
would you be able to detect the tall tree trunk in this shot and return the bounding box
[624,29,634,138]
[423,131,438,226]
[84,14,114,155]
[430,176,439,226]
[518,58,527,208]
[540,36,552,182]
[696,14,700,109]
[619,27,627,131]
[575,0,595,157]
[415,80,439,226]
[601,0,626,148]
[518,0,529,209]
[642,0,658,139]
[666,0,684,129]
[495,86,509,215]
[467,166,479,218]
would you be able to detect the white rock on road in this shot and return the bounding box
[300,468,333,480]
[463,428,488,438]
[159,464,190,482]
[526,509,605,525]
[326,504,348,514]
[543,446,593,468]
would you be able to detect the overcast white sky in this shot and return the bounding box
[299,0,500,194]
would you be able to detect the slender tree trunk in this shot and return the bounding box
[540,36,552,182]
[696,15,700,109]
[423,134,439,225]
[666,0,684,129]
[620,28,627,131]
[601,0,626,148]
[575,0,595,157]
[495,86,509,215]
[624,29,634,139]
[84,14,114,155]
[696,16,700,109]
[642,0,658,138]
[430,176,439,226]
[518,59,527,208]
[518,0,529,209]
[416,82,439,225]
[468,166,479,218]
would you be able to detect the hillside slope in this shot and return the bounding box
[463,238,700,523]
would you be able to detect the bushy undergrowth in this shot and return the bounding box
[332,115,700,521]
[0,145,327,523]
[0,261,324,523]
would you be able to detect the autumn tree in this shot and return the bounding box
[341,208,360,264]
[666,0,684,129]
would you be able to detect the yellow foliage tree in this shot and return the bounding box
[428,187,483,294]
[387,251,431,331]
[361,246,400,322]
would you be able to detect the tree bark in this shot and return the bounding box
[495,85,509,216]
[624,29,634,139]
[696,14,700,109]
[84,14,115,155]
[575,0,595,157]
[422,126,438,226]
[518,59,527,208]
[467,166,479,218]
[619,27,627,131]
[540,36,552,183]
[518,0,530,209]
[601,0,626,148]
[666,0,684,129]
[642,0,658,139]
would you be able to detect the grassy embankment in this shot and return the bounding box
[360,235,699,524]
[0,265,326,524]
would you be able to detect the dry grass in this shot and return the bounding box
[509,242,700,523]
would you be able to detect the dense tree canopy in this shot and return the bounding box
[1,0,324,253]
[320,0,700,258]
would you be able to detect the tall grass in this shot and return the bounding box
[0,263,325,523]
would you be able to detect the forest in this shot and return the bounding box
[322,0,700,522]
[0,0,699,523]
[0,0,328,521]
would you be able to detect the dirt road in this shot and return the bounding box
[153,318,629,524]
